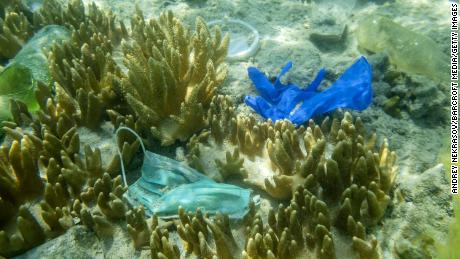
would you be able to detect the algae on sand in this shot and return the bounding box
[356,15,449,84]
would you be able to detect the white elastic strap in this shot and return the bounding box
[114,126,147,186]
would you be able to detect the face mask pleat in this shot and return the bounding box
[115,126,252,219]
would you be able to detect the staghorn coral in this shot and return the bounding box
[0,1,401,258]
[80,173,127,220]
[0,99,137,257]
[0,135,42,221]
[150,225,180,259]
[187,97,396,200]
[0,133,46,256]
[187,97,396,258]
[125,205,181,258]
[176,206,214,257]
[39,0,127,130]
[1,0,126,127]
[2,80,138,176]
[120,9,229,145]
[0,1,225,257]
[243,184,381,259]
[205,212,239,259]
[243,205,309,259]
[125,205,239,258]
[176,206,241,259]
[126,206,153,249]
[0,205,46,256]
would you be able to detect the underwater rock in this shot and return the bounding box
[0,25,70,121]
[309,15,348,51]
[380,164,451,259]
[13,226,104,259]
[357,15,449,84]
[245,56,372,125]
[369,53,448,123]
[402,76,447,122]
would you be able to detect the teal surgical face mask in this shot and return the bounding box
[115,127,252,219]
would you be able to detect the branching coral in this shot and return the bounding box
[0,4,136,251]
[0,135,42,221]
[0,120,134,256]
[34,0,127,44]
[1,0,126,125]
[120,9,229,145]
[176,206,240,259]
[40,0,127,130]
[0,2,33,60]
[0,205,46,256]
[126,205,181,259]
[186,96,396,258]
[176,206,213,257]
[187,97,396,200]
[0,1,400,259]
[243,184,381,259]
[0,90,137,257]
[243,204,310,259]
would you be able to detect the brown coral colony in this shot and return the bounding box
[0,0,397,258]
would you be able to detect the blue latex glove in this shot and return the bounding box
[245,56,373,125]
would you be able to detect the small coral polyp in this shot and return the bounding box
[121,9,229,146]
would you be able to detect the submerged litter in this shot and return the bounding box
[245,56,373,125]
[116,127,252,219]
[208,18,260,61]
[0,25,70,121]
[357,15,449,84]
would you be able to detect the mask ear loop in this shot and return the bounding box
[115,126,147,187]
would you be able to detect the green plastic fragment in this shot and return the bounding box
[357,15,449,84]
[0,25,70,121]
